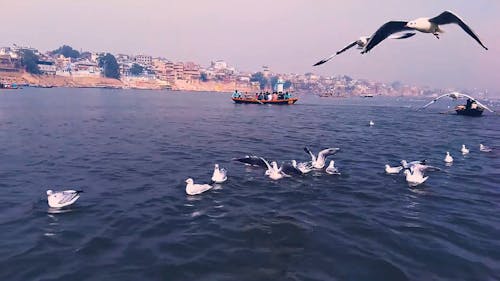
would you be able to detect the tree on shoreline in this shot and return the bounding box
[50,45,80,58]
[130,63,144,76]
[20,49,41,74]
[250,72,268,90]
[98,53,120,79]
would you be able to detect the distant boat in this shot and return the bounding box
[362,94,374,98]
[0,82,19,89]
[232,97,298,105]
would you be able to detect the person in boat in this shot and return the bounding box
[465,98,473,109]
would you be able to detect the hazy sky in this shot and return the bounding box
[1,0,499,94]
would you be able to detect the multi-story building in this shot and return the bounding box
[135,55,152,66]
[183,62,200,81]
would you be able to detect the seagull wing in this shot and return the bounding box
[317,148,340,163]
[58,191,80,204]
[303,146,316,162]
[232,156,268,168]
[281,162,303,176]
[420,93,453,109]
[362,21,411,54]
[429,11,488,50]
[313,41,358,66]
[388,32,417,40]
[458,93,495,113]
[259,157,272,171]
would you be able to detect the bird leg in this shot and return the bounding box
[433,33,440,39]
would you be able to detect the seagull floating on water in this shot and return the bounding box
[46,189,82,208]
[185,178,213,195]
[211,164,227,183]
[385,164,403,174]
[444,152,454,163]
[479,144,492,152]
[261,158,285,180]
[362,11,488,54]
[292,160,313,174]
[304,146,340,169]
[313,32,415,66]
[369,120,375,126]
[403,169,429,187]
[461,144,470,155]
[325,160,340,175]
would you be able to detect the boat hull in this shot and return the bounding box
[455,107,483,117]
[232,97,298,105]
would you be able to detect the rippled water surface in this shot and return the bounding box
[0,88,499,281]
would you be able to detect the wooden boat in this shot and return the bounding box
[455,105,484,117]
[232,97,298,105]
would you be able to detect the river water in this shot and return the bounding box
[0,88,499,280]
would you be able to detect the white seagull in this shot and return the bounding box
[313,32,416,66]
[185,178,213,195]
[362,11,488,54]
[292,160,313,174]
[403,169,429,187]
[480,144,492,152]
[261,158,285,180]
[369,120,375,126]
[444,152,454,163]
[325,160,340,175]
[304,146,340,169]
[385,164,403,174]
[461,144,470,155]
[46,189,82,208]
[211,164,227,183]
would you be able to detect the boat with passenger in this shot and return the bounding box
[231,90,298,105]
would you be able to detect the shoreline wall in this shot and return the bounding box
[0,71,259,93]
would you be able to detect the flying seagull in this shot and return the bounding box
[362,11,488,54]
[420,92,494,113]
[313,33,415,66]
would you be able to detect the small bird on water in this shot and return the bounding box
[461,144,470,155]
[369,120,375,126]
[185,178,213,195]
[385,164,403,174]
[46,189,83,208]
[479,144,492,152]
[211,164,227,183]
[403,169,429,187]
[444,152,454,163]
